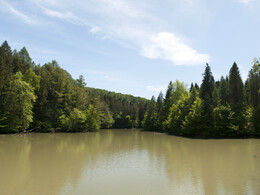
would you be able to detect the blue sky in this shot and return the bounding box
[0,0,260,99]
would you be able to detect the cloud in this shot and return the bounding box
[89,26,102,34]
[146,85,166,93]
[141,32,209,65]
[237,64,248,81]
[235,0,251,4]
[41,7,74,20]
[83,1,209,65]
[10,0,210,65]
[0,0,38,25]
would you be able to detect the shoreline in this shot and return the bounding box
[1,128,259,139]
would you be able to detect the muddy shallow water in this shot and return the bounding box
[0,129,259,195]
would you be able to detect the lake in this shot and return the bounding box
[0,129,259,195]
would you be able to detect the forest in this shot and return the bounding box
[0,41,259,137]
[142,62,260,137]
[0,41,148,133]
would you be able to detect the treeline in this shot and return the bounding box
[142,62,260,137]
[86,87,147,128]
[1,40,259,137]
[0,41,148,133]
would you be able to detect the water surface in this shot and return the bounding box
[0,130,259,195]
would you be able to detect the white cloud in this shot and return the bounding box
[11,0,210,66]
[89,26,102,34]
[237,64,248,81]
[235,0,251,4]
[42,7,74,20]
[38,5,84,25]
[141,32,209,65]
[146,85,166,93]
[0,0,38,25]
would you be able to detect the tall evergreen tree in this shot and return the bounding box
[0,41,14,121]
[0,41,13,90]
[76,75,86,87]
[218,76,229,105]
[142,96,158,131]
[246,59,260,107]
[189,83,194,92]
[157,91,164,112]
[199,63,215,133]
[228,62,247,133]
[12,50,22,73]
[200,63,215,116]
[19,47,32,73]
[228,62,244,113]
[163,81,174,115]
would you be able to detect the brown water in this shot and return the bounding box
[0,129,259,195]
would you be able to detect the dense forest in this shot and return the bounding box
[142,62,260,137]
[0,41,148,133]
[0,41,259,137]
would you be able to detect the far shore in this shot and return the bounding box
[1,128,259,139]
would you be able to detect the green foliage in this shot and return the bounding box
[23,68,41,91]
[182,97,205,136]
[12,50,22,73]
[0,72,36,133]
[99,103,114,129]
[166,88,205,136]
[33,61,76,129]
[218,76,229,105]
[229,62,245,113]
[114,112,135,129]
[253,105,260,134]
[166,95,189,134]
[84,105,101,130]
[213,104,238,136]
[0,40,259,137]
[59,108,86,132]
[0,41,147,133]
[76,75,86,87]
[164,81,188,113]
[144,61,259,138]
[18,47,32,73]
[87,87,148,128]
[246,59,260,107]
[58,105,102,132]
[200,63,215,115]
[142,97,159,131]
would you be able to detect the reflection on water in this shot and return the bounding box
[0,130,259,195]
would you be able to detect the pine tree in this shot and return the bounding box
[200,63,215,116]
[157,91,164,112]
[218,76,229,105]
[76,75,86,87]
[228,62,247,133]
[12,50,22,73]
[228,62,244,113]
[0,41,14,122]
[189,83,194,92]
[0,41,13,91]
[19,47,32,73]
[246,59,260,108]
[199,63,215,133]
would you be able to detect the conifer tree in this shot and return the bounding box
[19,47,32,73]
[200,63,215,115]
[218,76,229,105]
[228,62,244,113]
[246,59,260,107]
